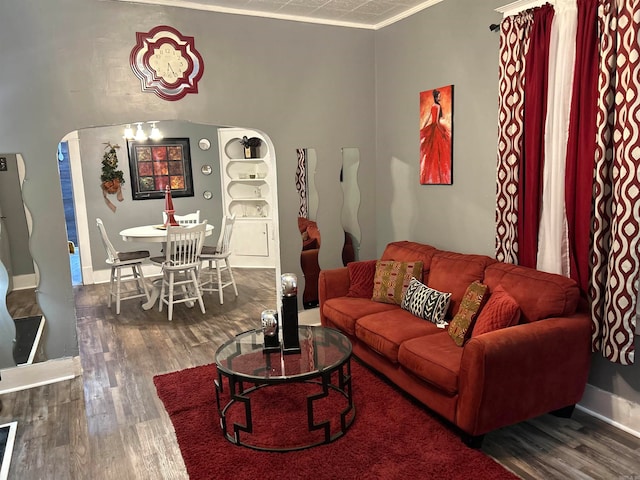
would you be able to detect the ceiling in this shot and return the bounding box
[116,0,445,29]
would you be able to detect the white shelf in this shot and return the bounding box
[218,127,276,268]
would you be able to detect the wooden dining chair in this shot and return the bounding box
[200,214,238,304]
[96,218,151,314]
[152,221,207,321]
[162,210,200,226]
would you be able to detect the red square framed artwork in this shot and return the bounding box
[127,138,194,199]
[419,85,453,185]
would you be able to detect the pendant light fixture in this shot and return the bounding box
[148,121,163,140]
[123,124,134,140]
[134,122,147,141]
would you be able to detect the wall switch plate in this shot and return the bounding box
[0,157,7,171]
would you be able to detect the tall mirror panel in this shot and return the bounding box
[0,153,45,369]
[296,148,320,309]
[341,147,361,265]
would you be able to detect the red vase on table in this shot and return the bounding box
[164,185,179,227]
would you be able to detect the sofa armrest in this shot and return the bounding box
[456,313,592,436]
[318,267,349,325]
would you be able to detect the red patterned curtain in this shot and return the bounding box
[495,0,638,364]
[591,0,640,365]
[296,148,308,218]
[495,12,535,263]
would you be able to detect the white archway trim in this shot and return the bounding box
[62,131,94,285]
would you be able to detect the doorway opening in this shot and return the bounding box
[58,141,82,286]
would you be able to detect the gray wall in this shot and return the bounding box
[375,0,504,256]
[0,0,376,365]
[78,121,224,268]
[374,0,640,406]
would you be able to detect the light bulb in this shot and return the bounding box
[123,124,134,140]
[134,122,147,141]
[149,121,163,140]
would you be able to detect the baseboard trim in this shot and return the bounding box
[11,274,36,291]
[577,383,640,439]
[0,356,82,394]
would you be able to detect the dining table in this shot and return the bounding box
[119,223,215,310]
[120,223,215,243]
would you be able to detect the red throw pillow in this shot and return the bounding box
[346,260,377,298]
[471,285,521,337]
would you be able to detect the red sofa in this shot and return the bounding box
[319,241,592,446]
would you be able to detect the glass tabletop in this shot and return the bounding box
[215,325,352,382]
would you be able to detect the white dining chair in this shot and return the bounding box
[96,218,151,314]
[162,210,200,226]
[151,221,207,321]
[200,214,238,304]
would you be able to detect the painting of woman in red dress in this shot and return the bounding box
[419,85,453,184]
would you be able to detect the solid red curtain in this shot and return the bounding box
[518,5,554,268]
[565,0,599,294]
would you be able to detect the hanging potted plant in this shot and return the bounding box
[239,136,262,159]
[100,142,125,212]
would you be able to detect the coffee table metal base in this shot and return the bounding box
[215,358,354,452]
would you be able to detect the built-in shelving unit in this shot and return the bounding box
[218,128,277,268]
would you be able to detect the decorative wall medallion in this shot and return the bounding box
[130,25,204,101]
[198,138,211,151]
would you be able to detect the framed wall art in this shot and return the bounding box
[127,138,194,200]
[419,84,453,185]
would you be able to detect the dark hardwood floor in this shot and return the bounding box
[1,269,639,479]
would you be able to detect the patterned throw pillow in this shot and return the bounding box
[400,277,451,324]
[448,280,489,346]
[371,260,423,305]
[471,285,521,337]
[346,260,378,298]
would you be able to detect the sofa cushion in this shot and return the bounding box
[427,251,496,318]
[401,277,451,325]
[346,260,377,298]
[471,285,521,337]
[483,263,579,322]
[380,241,437,281]
[398,332,463,396]
[371,260,423,305]
[355,309,442,363]
[323,297,397,336]
[448,280,489,346]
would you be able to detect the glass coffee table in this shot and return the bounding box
[214,325,355,452]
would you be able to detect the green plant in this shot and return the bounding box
[101,142,125,193]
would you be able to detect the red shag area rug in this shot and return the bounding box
[154,360,519,480]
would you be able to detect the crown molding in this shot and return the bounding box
[374,0,445,30]
[496,0,553,17]
[111,0,445,30]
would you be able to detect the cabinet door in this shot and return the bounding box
[232,222,269,257]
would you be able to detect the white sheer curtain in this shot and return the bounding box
[536,0,577,275]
